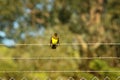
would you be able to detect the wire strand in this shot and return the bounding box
[0,57,120,60]
[0,43,120,46]
[0,71,119,73]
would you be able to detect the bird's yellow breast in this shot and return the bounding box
[52,37,58,44]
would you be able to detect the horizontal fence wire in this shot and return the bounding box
[0,71,119,73]
[0,71,120,73]
[0,43,120,46]
[0,57,120,60]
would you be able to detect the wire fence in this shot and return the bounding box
[0,57,120,60]
[0,70,120,73]
[0,43,120,46]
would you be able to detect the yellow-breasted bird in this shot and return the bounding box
[50,33,59,49]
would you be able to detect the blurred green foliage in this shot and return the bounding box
[0,0,120,79]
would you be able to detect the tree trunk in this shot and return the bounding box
[89,0,103,25]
